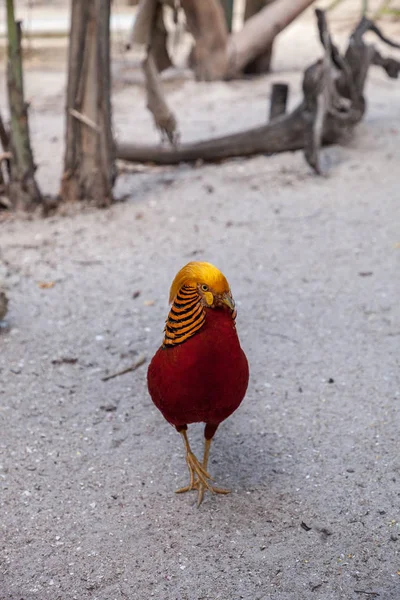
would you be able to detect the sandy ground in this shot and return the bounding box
[1,4,400,600]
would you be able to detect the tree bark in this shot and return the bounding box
[227,0,316,78]
[182,0,229,81]
[149,4,172,72]
[0,112,11,192]
[0,112,10,154]
[134,0,316,80]
[60,0,116,207]
[6,0,42,211]
[128,0,172,72]
[220,0,234,32]
[243,0,276,75]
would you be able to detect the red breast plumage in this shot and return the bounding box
[147,261,249,506]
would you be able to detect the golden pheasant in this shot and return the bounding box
[147,261,249,506]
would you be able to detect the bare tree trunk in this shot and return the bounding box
[60,0,116,207]
[133,0,316,81]
[227,0,316,78]
[182,0,315,79]
[243,0,276,75]
[149,4,172,72]
[128,0,172,72]
[0,112,11,196]
[182,0,229,81]
[0,113,10,154]
[220,0,234,32]
[6,0,42,211]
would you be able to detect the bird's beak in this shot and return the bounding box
[221,292,235,311]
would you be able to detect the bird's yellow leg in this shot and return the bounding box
[196,438,230,507]
[175,430,213,495]
[176,434,230,507]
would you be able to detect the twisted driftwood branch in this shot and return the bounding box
[140,1,179,145]
[117,10,400,173]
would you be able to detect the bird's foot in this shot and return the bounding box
[176,450,230,506]
[176,479,230,507]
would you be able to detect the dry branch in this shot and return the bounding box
[143,54,178,144]
[141,1,179,144]
[6,0,42,210]
[182,0,229,81]
[243,0,276,75]
[130,0,159,45]
[226,0,316,79]
[117,10,400,173]
[303,10,336,174]
[102,354,147,382]
[132,0,316,81]
[129,0,172,71]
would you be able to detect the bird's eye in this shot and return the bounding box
[201,284,209,292]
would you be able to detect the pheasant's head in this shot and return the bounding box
[169,261,235,313]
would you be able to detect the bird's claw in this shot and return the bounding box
[175,451,230,506]
[176,478,230,507]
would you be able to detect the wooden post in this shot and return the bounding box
[269,83,288,120]
[60,0,116,207]
[6,0,42,210]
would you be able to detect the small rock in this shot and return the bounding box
[100,404,117,412]
[0,289,8,321]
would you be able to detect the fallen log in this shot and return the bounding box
[117,11,400,173]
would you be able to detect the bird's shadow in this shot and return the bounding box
[183,418,296,493]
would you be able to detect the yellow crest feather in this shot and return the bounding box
[169,262,230,303]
